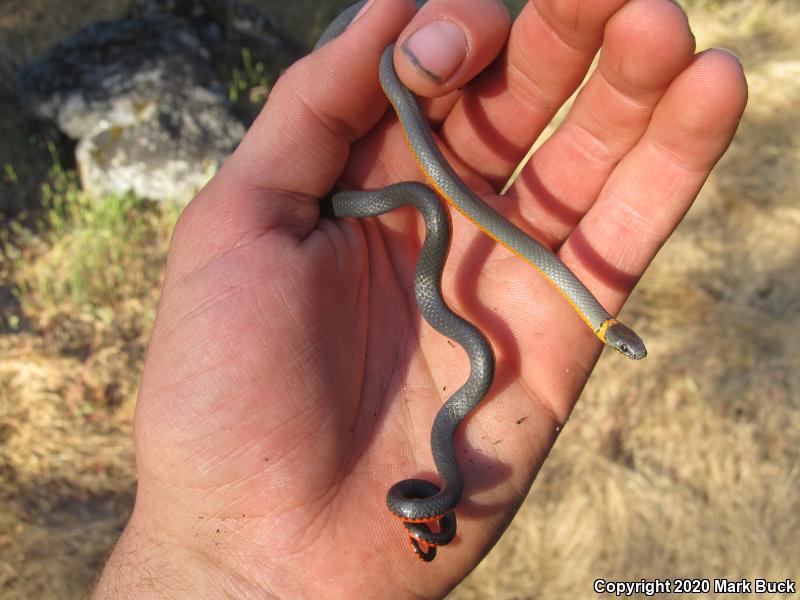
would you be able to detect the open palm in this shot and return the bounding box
[97,0,746,598]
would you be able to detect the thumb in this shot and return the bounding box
[174,0,418,257]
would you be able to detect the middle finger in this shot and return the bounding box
[437,0,630,188]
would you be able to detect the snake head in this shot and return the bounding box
[603,321,647,360]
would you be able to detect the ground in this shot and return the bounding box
[1,0,798,598]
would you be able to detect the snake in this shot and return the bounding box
[316,0,647,562]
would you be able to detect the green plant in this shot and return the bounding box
[228,47,270,106]
[3,149,179,316]
[4,163,18,184]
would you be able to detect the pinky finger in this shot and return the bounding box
[558,49,748,313]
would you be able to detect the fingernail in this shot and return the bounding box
[401,20,467,82]
[351,0,378,25]
[715,46,744,67]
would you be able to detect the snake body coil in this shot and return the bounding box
[332,184,493,561]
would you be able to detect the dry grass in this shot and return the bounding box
[1,0,798,598]
[0,343,138,597]
[0,170,176,596]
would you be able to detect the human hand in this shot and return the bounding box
[95,0,746,597]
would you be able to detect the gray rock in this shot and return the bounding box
[76,92,244,203]
[16,2,296,204]
[130,0,300,114]
[18,17,224,140]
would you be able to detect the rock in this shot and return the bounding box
[130,0,300,118]
[18,17,224,140]
[76,92,244,203]
[16,2,297,204]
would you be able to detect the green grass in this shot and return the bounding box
[228,47,270,106]
[2,150,179,321]
[3,163,18,185]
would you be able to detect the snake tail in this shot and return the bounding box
[332,183,495,562]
